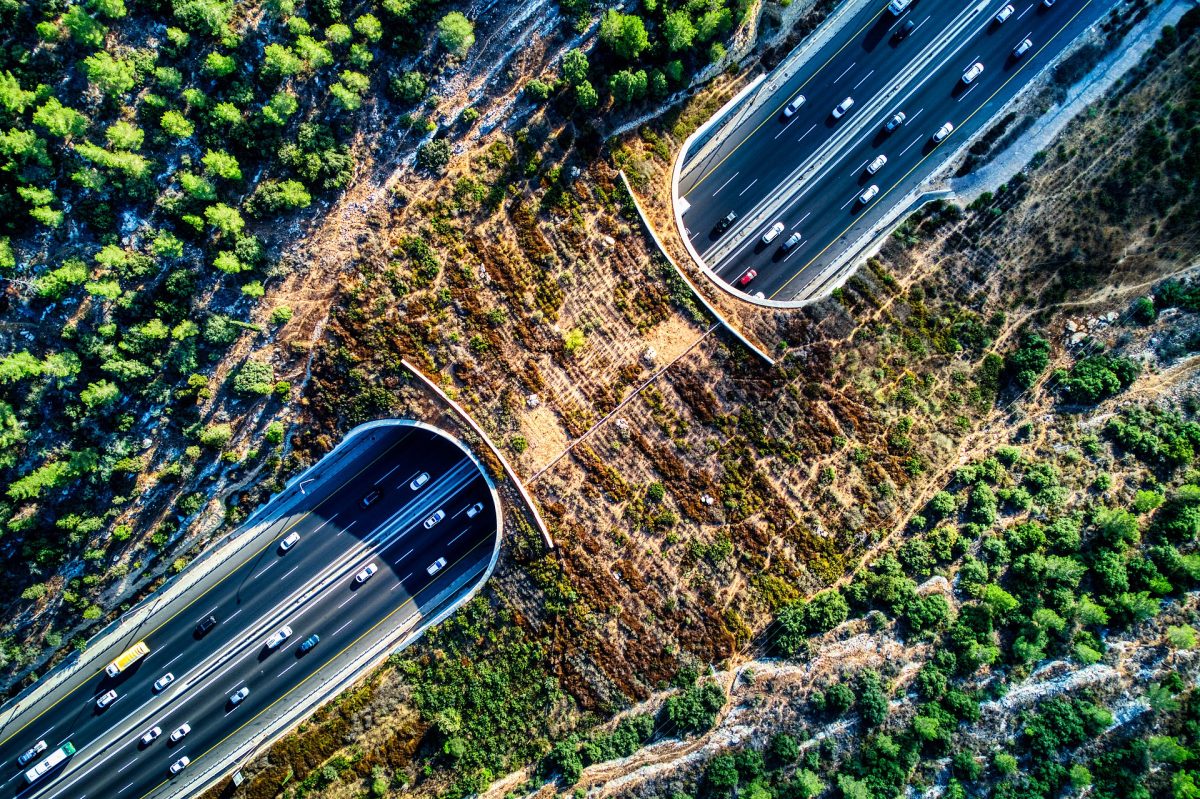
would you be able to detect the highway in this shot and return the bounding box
[0,422,498,799]
[677,0,1116,301]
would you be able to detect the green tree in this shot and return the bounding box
[705,754,739,793]
[600,10,649,61]
[609,69,648,104]
[561,48,589,85]
[575,80,599,110]
[202,149,242,180]
[205,203,245,236]
[232,360,274,395]
[391,70,427,103]
[664,9,697,51]
[437,12,475,57]
[80,380,121,409]
[416,139,451,172]
[33,98,87,139]
[160,110,194,138]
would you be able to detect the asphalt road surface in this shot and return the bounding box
[0,423,497,799]
[678,0,1116,301]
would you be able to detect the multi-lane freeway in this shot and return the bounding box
[677,0,1116,301]
[0,422,498,799]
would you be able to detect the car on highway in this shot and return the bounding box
[866,154,888,175]
[195,614,218,636]
[230,686,250,706]
[1042,0,1054,6]
[169,724,190,743]
[962,62,984,84]
[932,122,954,143]
[887,0,911,14]
[762,221,784,244]
[424,509,446,529]
[894,18,915,40]
[17,740,47,766]
[994,3,1014,23]
[280,531,300,551]
[714,211,737,236]
[884,111,906,133]
[858,185,880,205]
[170,756,190,775]
[153,672,175,692]
[140,727,162,746]
[1013,37,1033,57]
[359,489,381,508]
[738,269,758,287]
[266,626,293,649]
[832,97,855,119]
[782,94,806,118]
[427,557,448,575]
[781,232,802,253]
[298,634,320,654]
[466,502,485,518]
[96,690,118,709]
[410,472,430,490]
[355,563,378,583]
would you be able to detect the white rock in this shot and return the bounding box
[526,393,540,409]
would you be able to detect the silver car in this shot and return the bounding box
[782,94,806,118]
[832,97,855,119]
[424,509,446,529]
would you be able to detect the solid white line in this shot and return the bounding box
[1017,3,1033,19]
[280,565,299,581]
[958,83,979,102]
[372,465,401,486]
[833,62,856,83]
[712,172,739,197]
[332,619,354,637]
[898,136,923,157]
[737,178,759,197]
[773,116,799,140]
[851,69,875,91]
[336,594,356,609]
[797,123,817,142]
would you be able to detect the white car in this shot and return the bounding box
[265,626,292,650]
[355,563,378,583]
[866,154,888,175]
[427,557,448,575]
[832,97,855,119]
[887,0,911,14]
[858,185,880,204]
[170,756,190,775]
[782,94,806,118]
[140,726,162,746]
[169,724,190,743]
[1042,0,1054,6]
[409,472,430,490]
[424,510,446,529]
[762,221,785,244]
[17,740,47,766]
[962,62,984,84]
[932,122,954,143]
[1013,37,1033,57]
[466,502,485,518]
[97,690,118,709]
[994,3,1014,23]
[153,673,175,692]
[230,686,250,705]
[280,531,300,551]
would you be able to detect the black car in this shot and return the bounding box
[195,615,218,636]
[360,489,381,508]
[714,211,737,236]
[894,18,915,40]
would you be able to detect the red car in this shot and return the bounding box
[738,269,758,287]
